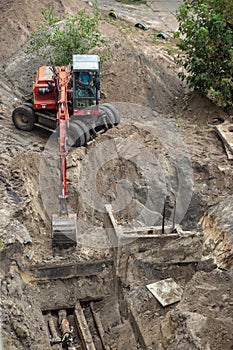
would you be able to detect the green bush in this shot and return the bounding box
[25,7,104,65]
[175,0,233,107]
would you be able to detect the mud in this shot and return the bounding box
[0,0,232,349]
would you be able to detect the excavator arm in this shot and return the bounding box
[51,66,77,249]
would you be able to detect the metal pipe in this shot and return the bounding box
[162,200,166,234]
[172,199,177,232]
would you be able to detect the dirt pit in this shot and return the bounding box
[0,0,233,349]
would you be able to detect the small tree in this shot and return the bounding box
[175,0,233,107]
[26,7,103,65]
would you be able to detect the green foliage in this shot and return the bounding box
[25,7,104,65]
[15,327,27,339]
[175,0,233,107]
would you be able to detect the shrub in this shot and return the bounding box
[26,7,104,65]
[175,0,233,107]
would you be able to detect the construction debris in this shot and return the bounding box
[215,122,233,157]
[146,278,183,307]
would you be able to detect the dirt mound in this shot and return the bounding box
[0,0,85,63]
[0,0,233,349]
[166,269,233,350]
[2,18,184,115]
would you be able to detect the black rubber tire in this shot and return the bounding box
[94,110,107,133]
[72,119,91,144]
[102,103,120,125]
[99,105,115,128]
[12,105,36,131]
[67,122,85,147]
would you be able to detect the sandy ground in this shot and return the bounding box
[0,0,232,349]
[96,0,182,32]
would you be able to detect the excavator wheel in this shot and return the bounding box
[102,103,120,125]
[12,105,36,131]
[99,105,115,129]
[72,119,91,144]
[67,122,86,147]
[94,110,107,133]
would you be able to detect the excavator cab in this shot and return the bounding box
[76,72,95,97]
[72,55,100,113]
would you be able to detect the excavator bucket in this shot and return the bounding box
[51,213,77,249]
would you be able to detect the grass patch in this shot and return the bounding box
[152,35,181,55]
[108,17,135,34]
[15,327,27,339]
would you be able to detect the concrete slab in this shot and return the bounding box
[146,278,183,306]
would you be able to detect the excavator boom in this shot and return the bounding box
[51,66,77,249]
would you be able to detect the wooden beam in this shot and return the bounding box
[74,301,96,350]
[215,123,233,154]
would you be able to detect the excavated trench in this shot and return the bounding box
[1,96,233,349]
[0,0,232,348]
[1,111,210,349]
[42,303,107,350]
[7,231,201,350]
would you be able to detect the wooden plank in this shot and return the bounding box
[215,123,233,154]
[224,143,233,160]
[123,226,178,235]
[74,301,96,350]
[104,204,119,230]
[29,260,113,281]
[90,302,110,350]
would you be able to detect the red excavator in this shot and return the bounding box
[12,54,120,248]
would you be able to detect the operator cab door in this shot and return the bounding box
[72,54,100,114]
[73,71,99,106]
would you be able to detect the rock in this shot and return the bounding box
[4,220,32,246]
[26,249,34,260]
[197,258,217,272]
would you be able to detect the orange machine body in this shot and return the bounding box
[33,65,73,112]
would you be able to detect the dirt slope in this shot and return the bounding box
[0,0,85,63]
[0,0,232,349]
